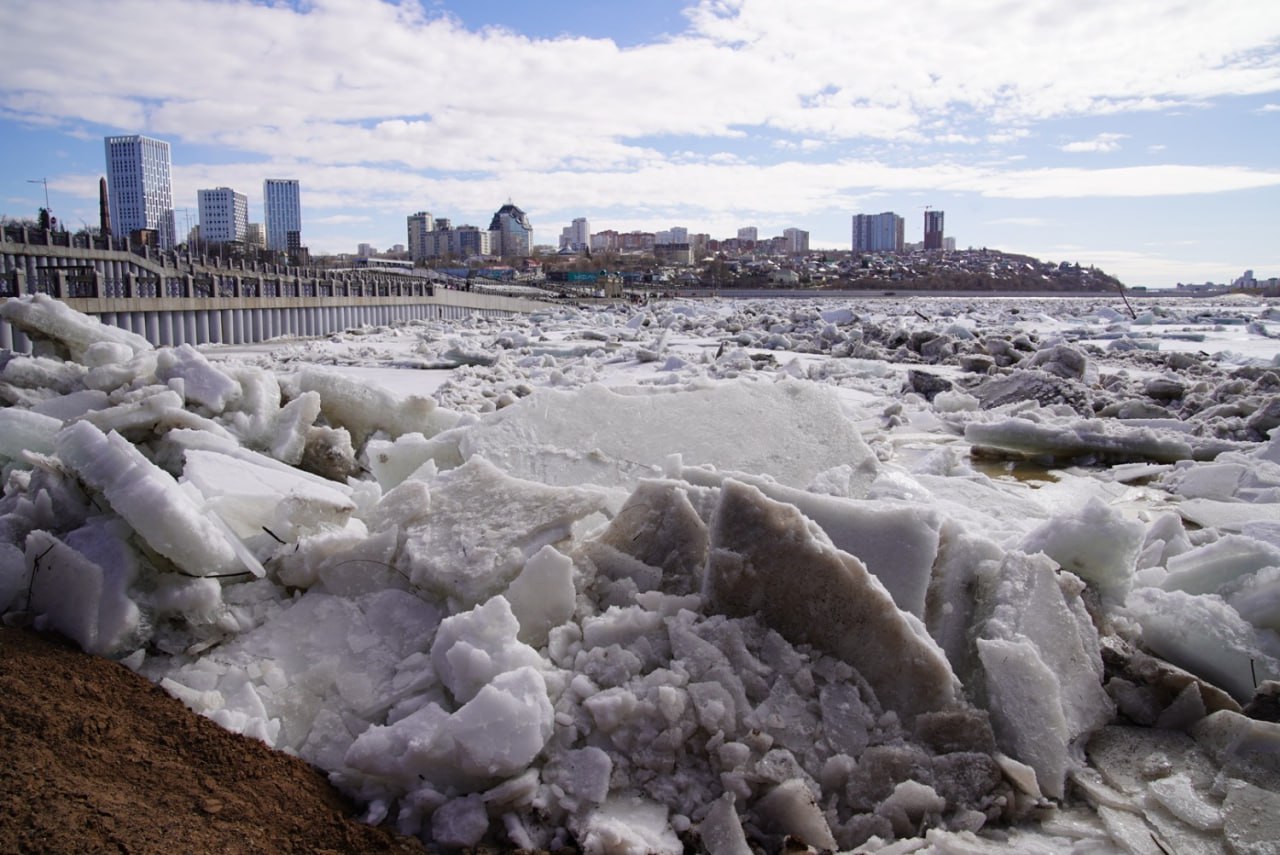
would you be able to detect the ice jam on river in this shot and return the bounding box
[2,291,1280,853]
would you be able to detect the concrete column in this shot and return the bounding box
[222,309,236,344]
[197,311,210,345]
[146,312,160,345]
[250,309,263,343]
[158,312,174,347]
[13,328,31,354]
[0,321,13,351]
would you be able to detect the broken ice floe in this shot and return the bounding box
[3,293,1280,853]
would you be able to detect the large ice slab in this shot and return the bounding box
[298,367,460,446]
[972,551,1114,799]
[0,294,151,361]
[702,478,960,720]
[399,456,609,608]
[458,379,880,490]
[54,421,244,578]
[1126,587,1280,703]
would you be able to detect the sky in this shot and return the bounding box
[1,0,1279,288]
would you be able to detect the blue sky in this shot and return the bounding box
[2,0,1279,287]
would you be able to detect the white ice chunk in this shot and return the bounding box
[577,796,682,855]
[365,432,440,490]
[155,344,242,413]
[270,390,321,465]
[876,780,947,839]
[979,636,1071,799]
[25,526,140,655]
[1161,535,1280,596]
[430,596,545,705]
[181,448,355,540]
[1222,781,1280,855]
[0,294,151,361]
[972,551,1114,797]
[544,746,612,807]
[1176,498,1280,532]
[30,389,110,423]
[459,379,880,490]
[55,421,243,578]
[504,545,576,648]
[1147,773,1223,831]
[440,666,554,780]
[1229,566,1280,632]
[1127,587,1280,703]
[431,793,488,848]
[0,408,62,461]
[1019,497,1145,602]
[80,387,236,441]
[299,367,459,446]
[399,456,608,607]
[697,794,751,855]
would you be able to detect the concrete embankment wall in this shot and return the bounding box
[0,291,540,352]
[0,236,548,351]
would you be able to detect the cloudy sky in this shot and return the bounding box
[2,0,1278,286]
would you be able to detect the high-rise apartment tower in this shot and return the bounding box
[852,212,904,253]
[104,134,176,249]
[264,179,301,252]
[197,187,248,244]
[924,210,945,251]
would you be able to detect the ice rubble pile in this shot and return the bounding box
[2,293,1280,853]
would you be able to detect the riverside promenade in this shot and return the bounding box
[0,228,551,351]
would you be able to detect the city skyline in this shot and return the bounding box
[1,0,1278,286]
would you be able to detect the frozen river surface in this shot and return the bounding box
[2,291,1280,853]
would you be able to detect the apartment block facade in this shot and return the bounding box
[104,134,177,250]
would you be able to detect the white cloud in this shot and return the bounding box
[4,0,1279,173]
[1258,103,1280,112]
[986,217,1048,227]
[310,214,372,226]
[1148,144,1168,152]
[1061,133,1129,153]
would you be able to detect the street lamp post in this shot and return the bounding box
[27,178,50,226]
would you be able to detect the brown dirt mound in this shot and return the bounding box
[0,626,428,855]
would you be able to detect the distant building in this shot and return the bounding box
[618,231,655,252]
[104,134,176,250]
[737,226,758,245]
[453,225,491,259]
[783,228,809,255]
[245,223,265,248]
[357,243,376,258]
[263,179,301,252]
[852,212,904,253]
[407,211,435,261]
[558,217,590,252]
[924,210,945,251]
[197,186,248,244]
[591,229,619,253]
[489,202,533,258]
[654,243,693,265]
[943,237,956,253]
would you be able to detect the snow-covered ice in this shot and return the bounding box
[3,292,1280,852]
